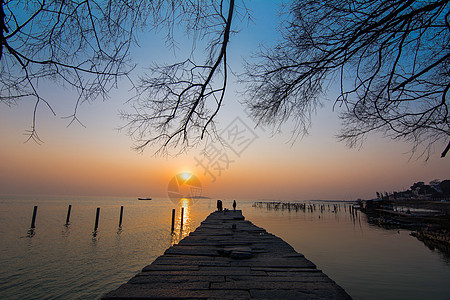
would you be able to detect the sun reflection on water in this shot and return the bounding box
[171,198,193,245]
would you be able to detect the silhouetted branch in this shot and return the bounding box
[0,0,153,141]
[442,141,450,158]
[243,0,449,159]
[122,0,244,154]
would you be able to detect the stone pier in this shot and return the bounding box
[102,210,352,299]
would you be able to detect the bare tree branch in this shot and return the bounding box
[3,0,447,160]
[0,0,153,141]
[243,0,449,159]
[122,0,246,154]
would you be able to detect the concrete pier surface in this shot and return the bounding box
[102,210,352,299]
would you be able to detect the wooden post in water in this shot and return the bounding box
[30,206,38,228]
[119,206,124,227]
[180,207,184,230]
[65,204,72,225]
[171,209,175,232]
[94,207,100,232]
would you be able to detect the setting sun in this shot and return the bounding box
[167,172,203,206]
[181,172,192,180]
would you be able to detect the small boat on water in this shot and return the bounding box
[138,197,152,200]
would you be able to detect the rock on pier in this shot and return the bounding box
[102,210,352,299]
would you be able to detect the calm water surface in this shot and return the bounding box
[0,196,449,299]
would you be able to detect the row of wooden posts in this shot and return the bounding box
[253,201,359,215]
[29,205,184,234]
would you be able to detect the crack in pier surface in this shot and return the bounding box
[102,210,352,299]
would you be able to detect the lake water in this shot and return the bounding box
[0,196,449,299]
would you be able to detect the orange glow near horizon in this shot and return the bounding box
[1,108,449,200]
[1,0,449,202]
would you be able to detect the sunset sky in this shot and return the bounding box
[1,1,448,200]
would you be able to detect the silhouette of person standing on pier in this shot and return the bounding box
[233,200,236,211]
[217,200,223,212]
